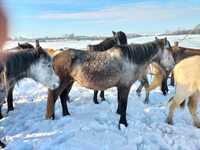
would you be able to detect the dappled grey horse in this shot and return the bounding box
[46,37,175,128]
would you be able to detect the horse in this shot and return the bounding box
[87,31,127,104]
[167,56,200,128]
[136,62,168,103]
[0,45,60,118]
[46,37,175,128]
[136,42,200,104]
[53,31,128,105]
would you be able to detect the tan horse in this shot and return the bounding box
[136,62,168,103]
[167,56,200,127]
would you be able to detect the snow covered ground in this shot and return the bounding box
[1,35,200,150]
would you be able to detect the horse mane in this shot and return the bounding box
[5,47,50,80]
[117,41,158,64]
[116,31,127,45]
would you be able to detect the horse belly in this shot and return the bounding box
[71,61,121,90]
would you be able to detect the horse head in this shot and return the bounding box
[112,31,127,45]
[154,37,175,71]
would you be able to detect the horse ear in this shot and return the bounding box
[155,37,159,41]
[112,31,116,36]
[18,42,21,47]
[35,40,40,49]
[164,37,168,43]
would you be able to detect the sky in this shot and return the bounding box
[2,0,200,38]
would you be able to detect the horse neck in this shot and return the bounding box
[92,38,115,51]
[124,42,159,65]
[5,51,39,82]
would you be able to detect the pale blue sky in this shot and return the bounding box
[2,0,200,38]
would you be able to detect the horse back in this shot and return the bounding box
[174,56,200,92]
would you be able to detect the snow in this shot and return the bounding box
[1,35,200,150]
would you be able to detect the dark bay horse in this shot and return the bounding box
[46,37,175,128]
[87,31,127,104]
[0,45,60,118]
[57,31,128,105]
[170,42,200,86]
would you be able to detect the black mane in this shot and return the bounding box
[117,41,159,64]
[4,47,50,81]
[115,31,127,45]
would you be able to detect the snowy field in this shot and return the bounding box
[1,35,200,150]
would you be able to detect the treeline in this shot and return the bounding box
[162,25,200,35]
[11,33,142,42]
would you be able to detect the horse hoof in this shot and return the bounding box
[45,114,55,120]
[93,100,99,104]
[0,140,6,148]
[7,107,14,112]
[163,91,168,96]
[193,122,200,128]
[101,98,106,101]
[63,112,70,116]
[144,100,149,104]
[166,118,173,125]
[118,122,128,130]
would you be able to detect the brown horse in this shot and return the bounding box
[52,31,128,105]
[46,37,174,128]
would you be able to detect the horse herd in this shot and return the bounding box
[0,31,200,147]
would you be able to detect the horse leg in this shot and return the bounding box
[117,85,131,128]
[60,88,70,116]
[143,77,150,104]
[0,140,5,148]
[188,93,200,128]
[166,95,184,125]
[0,106,3,119]
[60,81,74,116]
[170,72,175,86]
[7,86,14,112]
[136,79,146,97]
[161,71,169,95]
[93,90,99,104]
[65,81,73,102]
[161,77,168,95]
[100,91,105,101]
[46,88,58,119]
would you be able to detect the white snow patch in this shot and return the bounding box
[1,35,200,149]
